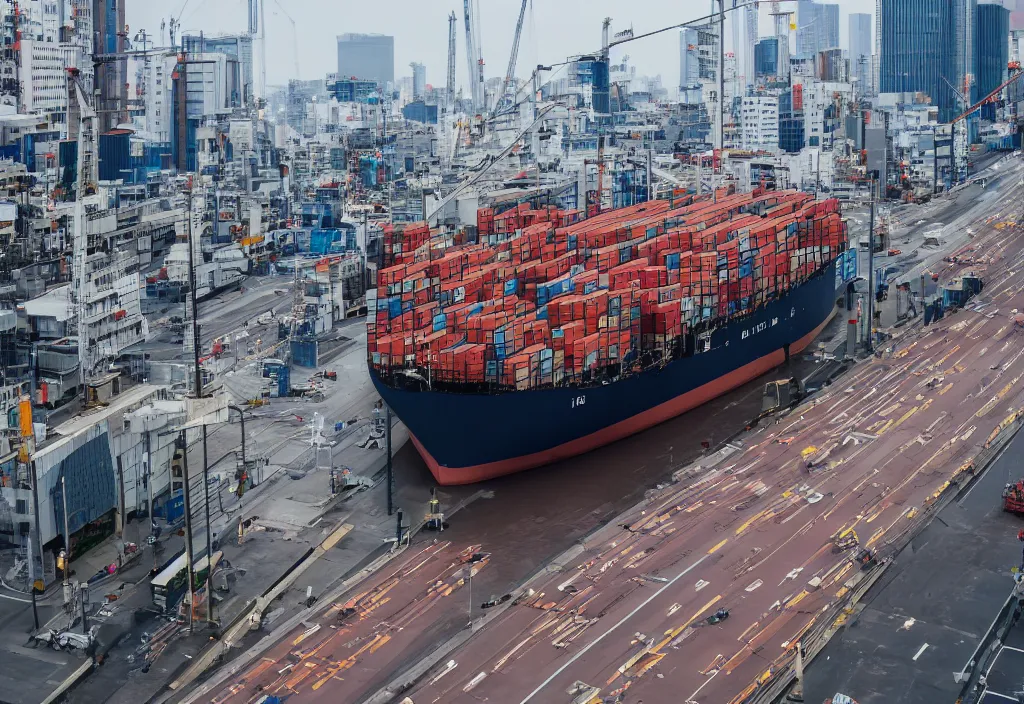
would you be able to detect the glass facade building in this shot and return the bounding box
[755,38,779,78]
[848,13,873,93]
[337,33,395,85]
[797,0,840,56]
[974,3,1009,101]
[879,0,960,121]
[778,89,805,153]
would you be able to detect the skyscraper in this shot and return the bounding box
[879,0,974,121]
[337,34,395,86]
[94,0,127,132]
[755,38,780,78]
[797,0,840,56]
[974,2,1010,101]
[410,62,426,100]
[679,28,701,104]
[849,13,873,94]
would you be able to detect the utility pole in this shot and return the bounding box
[386,404,394,516]
[179,430,196,633]
[867,188,876,354]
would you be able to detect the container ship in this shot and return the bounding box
[368,188,849,485]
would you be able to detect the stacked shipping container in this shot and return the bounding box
[368,190,847,390]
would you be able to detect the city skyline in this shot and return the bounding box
[131,0,882,93]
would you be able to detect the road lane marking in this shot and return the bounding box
[517,553,710,704]
[708,539,728,554]
[912,643,929,661]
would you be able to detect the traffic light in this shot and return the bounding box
[56,550,66,572]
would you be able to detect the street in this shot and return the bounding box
[189,156,1024,704]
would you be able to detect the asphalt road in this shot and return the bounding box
[802,413,1024,704]
[193,168,1024,704]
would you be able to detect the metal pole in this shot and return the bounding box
[718,0,725,153]
[867,195,876,353]
[61,475,70,561]
[179,430,196,633]
[201,424,213,622]
[229,405,246,469]
[386,404,393,516]
[29,458,42,630]
[144,430,153,529]
[186,189,203,398]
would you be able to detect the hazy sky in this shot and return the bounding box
[127,0,878,90]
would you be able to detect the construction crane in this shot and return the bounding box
[947,65,1024,179]
[493,0,529,117]
[268,0,300,79]
[463,0,485,113]
[441,12,457,170]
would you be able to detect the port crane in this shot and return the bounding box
[441,12,458,170]
[267,0,300,80]
[492,0,529,118]
[947,63,1024,180]
[463,0,486,113]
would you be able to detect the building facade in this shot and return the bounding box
[93,0,126,132]
[336,33,394,86]
[974,2,1009,101]
[879,0,964,121]
[740,95,779,150]
[849,13,873,94]
[755,38,779,79]
[797,0,840,56]
[679,28,701,103]
[181,34,254,107]
[410,62,426,100]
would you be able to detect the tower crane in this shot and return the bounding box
[442,11,457,170]
[493,0,529,117]
[268,0,300,79]
[463,0,485,113]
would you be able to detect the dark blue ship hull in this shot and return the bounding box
[371,262,840,485]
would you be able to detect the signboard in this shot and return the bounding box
[231,120,253,152]
[835,249,858,290]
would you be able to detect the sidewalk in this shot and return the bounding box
[63,420,419,704]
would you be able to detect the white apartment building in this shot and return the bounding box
[798,80,852,151]
[740,96,779,151]
[143,55,175,142]
[18,0,65,118]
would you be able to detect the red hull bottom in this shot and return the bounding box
[412,313,835,485]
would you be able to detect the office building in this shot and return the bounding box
[144,55,175,143]
[816,48,846,82]
[879,0,973,121]
[327,75,377,103]
[410,62,426,100]
[755,38,780,79]
[94,0,127,132]
[797,0,840,56]
[679,28,701,103]
[182,34,254,107]
[740,95,779,150]
[337,33,395,86]
[18,0,65,119]
[849,13,873,94]
[778,89,805,153]
[974,2,1010,101]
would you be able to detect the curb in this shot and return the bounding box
[170,543,410,704]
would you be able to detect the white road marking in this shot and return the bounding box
[518,553,711,704]
[0,591,32,603]
[912,643,929,661]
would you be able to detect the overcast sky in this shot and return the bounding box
[128,0,877,90]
